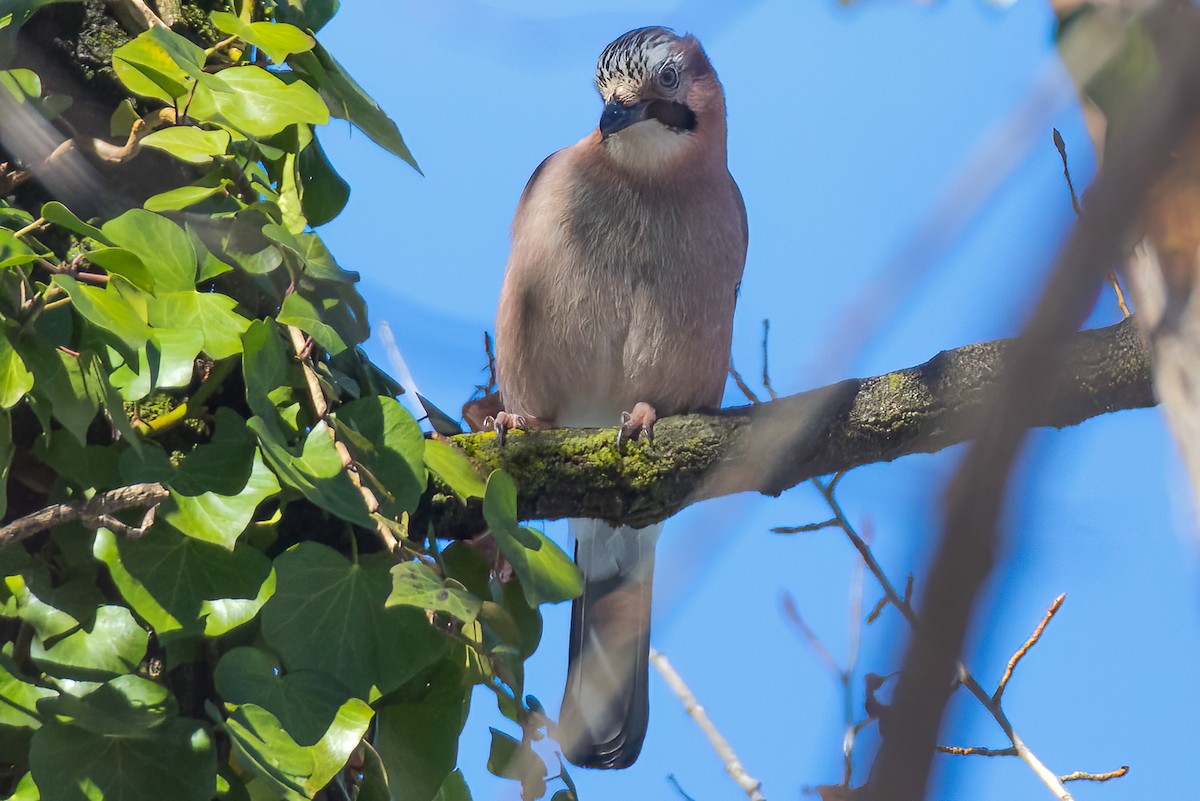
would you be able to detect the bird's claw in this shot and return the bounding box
[484,411,527,446]
[617,402,656,450]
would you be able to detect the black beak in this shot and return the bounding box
[599,99,651,139]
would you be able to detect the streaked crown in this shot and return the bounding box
[595,26,686,99]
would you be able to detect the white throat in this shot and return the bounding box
[603,120,690,172]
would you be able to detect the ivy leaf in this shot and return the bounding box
[209,12,315,64]
[37,674,174,736]
[30,716,215,801]
[214,647,351,747]
[261,543,448,697]
[486,728,546,798]
[424,440,487,501]
[22,339,100,444]
[262,225,358,283]
[373,661,469,801]
[28,600,148,681]
[334,395,425,517]
[149,326,205,389]
[278,290,350,355]
[95,525,272,638]
[40,201,109,244]
[433,770,473,801]
[225,698,372,799]
[161,455,279,549]
[0,229,41,269]
[483,471,582,607]
[139,126,231,165]
[251,418,373,528]
[386,562,481,625]
[53,275,151,362]
[144,183,227,212]
[288,43,420,172]
[189,66,328,138]
[84,247,154,291]
[0,331,34,409]
[111,26,205,102]
[0,656,56,729]
[274,0,339,33]
[147,290,250,360]
[101,209,197,293]
[297,134,350,226]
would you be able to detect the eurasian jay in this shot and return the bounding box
[493,26,747,769]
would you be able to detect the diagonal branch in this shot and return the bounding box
[425,317,1154,538]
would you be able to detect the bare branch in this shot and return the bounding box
[994,594,1066,703]
[0,483,168,546]
[1060,767,1129,783]
[650,648,765,801]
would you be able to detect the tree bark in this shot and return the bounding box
[426,317,1154,538]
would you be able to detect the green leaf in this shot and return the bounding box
[261,543,448,697]
[225,698,371,799]
[424,440,486,500]
[29,716,215,801]
[278,290,349,355]
[214,647,351,746]
[334,395,425,517]
[262,225,358,283]
[433,770,473,801]
[84,247,153,290]
[274,0,339,33]
[297,134,349,226]
[23,340,99,444]
[0,656,55,729]
[95,525,272,637]
[144,182,227,212]
[40,201,109,244]
[111,26,205,102]
[200,565,276,637]
[374,662,469,801]
[209,12,315,64]
[101,208,197,293]
[486,728,546,797]
[189,66,328,138]
[483,471,582,607]
[37,674,174,736]
[147,290,250,360]
[29,602,148,681]
[250,418,374,528]
[289,44,420,172]
[0,229,41,269]
[53,275,151,360]
[149,326,206,388]
[139,126,231,164]
[0,332,33,409]
[163,453,279,549]
[386,562,480,625]
[241,320,296,423]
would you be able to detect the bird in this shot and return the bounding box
[492,26,747,769]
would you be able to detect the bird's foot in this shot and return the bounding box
[483,410,527,446]
[462,391,503,433]
[618,402,657,449]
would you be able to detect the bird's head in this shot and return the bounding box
[593,27,725,172]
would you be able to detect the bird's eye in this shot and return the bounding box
[658,65,680,89]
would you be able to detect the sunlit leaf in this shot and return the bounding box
[386,562,480,625]
[209,12,315,64]
[0,332,33,408]
[101,209,197,293]
[425,439,486,500]
[483,471,582,606]
[139,125,231,164]
[334,395,425,517]
[261,543,448,697]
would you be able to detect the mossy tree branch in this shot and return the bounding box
[425,317,1154,538]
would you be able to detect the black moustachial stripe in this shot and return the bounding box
[646,100,696,132]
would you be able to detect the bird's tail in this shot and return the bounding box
[559,519,661,769]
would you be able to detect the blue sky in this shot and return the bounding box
[316,2,1200,799]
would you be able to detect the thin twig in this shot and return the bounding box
[1053,128,1131,317]
[667,774,699,801]
[994,593,1065,703]
[761,319,778,400]
[937,745,1018,757]
[650,648,765,801]
[728,359,761,405]
[771,519,838,534]
[782,593,842,677]
[810,480,1108,800]
[1060,767,1129,783]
